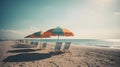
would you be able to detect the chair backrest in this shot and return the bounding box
[33,42,38,46]
[20,40,24,43]
[27,41,31,44]
[63,42,71,50]
[36,42,41,48]
[31,42,33,45]
[23,40,28,44]
[41,42,47,49]
[54,42,62,51]
[25,40,28,43]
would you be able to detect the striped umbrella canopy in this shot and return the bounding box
[24,35,32,38]
[25,31,50,38]
[24,31,50,48]
[44,27,74,40]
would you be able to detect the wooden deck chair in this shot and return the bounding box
[62,42,71,52]
[27,41,31,45]
[23,40,28,44]
[53,42,62,52]
[41,42,47,49]
[32,42,38,46]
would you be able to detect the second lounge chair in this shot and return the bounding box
[51,42,62,52]
[62,42,71,52]
[41,42,47,49]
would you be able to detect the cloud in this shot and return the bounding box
[73,28,120,39]
[0,29,23,34]
[30,26,40,32]
[0,26,43,39]
[91,0,115,8]
[115,12,120,15]
[0,29,32,39]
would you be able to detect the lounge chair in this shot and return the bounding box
[23,40,27,44]
[52,42,62,52]
[18,40,24,44]
[27,41,31,44]
[15,40,20,44]
[15,40,27,44]
[62,42,71,52]
[32,42,39,46]
[25,40,28,44]
[41,42,47,49]
[50,42,65,55]
[35,42,42,49]
[19,40,23,44]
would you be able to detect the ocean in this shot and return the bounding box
[23,39,120,49]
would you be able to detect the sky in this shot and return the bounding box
[0,0,120,39]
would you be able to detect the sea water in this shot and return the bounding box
[23,39,120,49]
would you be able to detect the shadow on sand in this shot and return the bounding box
[3,53,51,62]
[11,44,36,48]
[3,52,64,62]
[7,49,41,53]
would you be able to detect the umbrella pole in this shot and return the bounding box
[40,38,42,49]
[37,38,41,49]
[58,35,59,40]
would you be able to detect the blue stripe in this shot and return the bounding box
[52,27,64,35]
[34,32,41,37]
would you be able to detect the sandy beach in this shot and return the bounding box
[0,41,120,67]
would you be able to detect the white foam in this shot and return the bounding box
[102,39,120,42]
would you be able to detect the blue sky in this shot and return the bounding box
[0,0,120,39]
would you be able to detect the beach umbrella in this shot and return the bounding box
[25,31,50,38]
[24,31,50,48]
[25,34,33,38]
[44,27,74,40]
[24,31,50,44]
